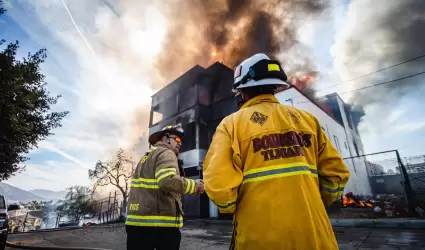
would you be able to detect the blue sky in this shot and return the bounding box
[2,0,425,191]
[2,0,158,191]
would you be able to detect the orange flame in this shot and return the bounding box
[288,72,318,91]
[342,193,375,208]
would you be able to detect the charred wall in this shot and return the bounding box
[150,62,237,152]
[152,65,205,108]
[149,62,237,218]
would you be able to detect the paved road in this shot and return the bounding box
[7,221,425,250]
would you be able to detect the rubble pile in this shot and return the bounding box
[372,194,409,218]
[83,222,98,227]
[327,192,423,219]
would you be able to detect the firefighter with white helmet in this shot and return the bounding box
[203,53,350,249]
[126,123,204,250]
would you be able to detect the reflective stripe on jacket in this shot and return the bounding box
[203,94,350,249]
[126,141,197,228]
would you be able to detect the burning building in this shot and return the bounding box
[149,62,237,218]
[148,62,372,218]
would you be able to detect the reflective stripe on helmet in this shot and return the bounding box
[268,63,280,72]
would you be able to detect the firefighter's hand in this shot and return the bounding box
[195,179,205,194]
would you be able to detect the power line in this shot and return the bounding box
[304,53,425,96]
[338,71,425,95]
[344,53,425,82]
[298,70,425,104]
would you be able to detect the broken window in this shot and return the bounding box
[179,85,197,111]
[198,81,211,106]
[152,111,163,125]
[212,97,238,121]
[163,94,179,118]
[212,78,233,103]
[199,123,209,150]
[180,122,196,153]
[152,94,179,122]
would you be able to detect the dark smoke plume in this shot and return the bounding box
[334,0,425,106]
[155,0,327,86]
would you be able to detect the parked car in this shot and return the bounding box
[6,204,21,211]
[0,195,9,250]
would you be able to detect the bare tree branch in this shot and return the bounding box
[90,148,136,215]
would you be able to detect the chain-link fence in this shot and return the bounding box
[343,150,406,199]
[401,155,425,208]
[342,150,425,216]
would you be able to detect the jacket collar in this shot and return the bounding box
[154,141,178,155]
[240,94,279,110]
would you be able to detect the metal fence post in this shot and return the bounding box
[396,150,417,216]
[22,212,29,232]
[99,201,103,223]
[107,192,111,222]
[113,191,117,220]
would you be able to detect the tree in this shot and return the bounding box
[0,2,69,180]
[29,200,42,210]
[0,1,4,15]
[89,148,136,216]
[56,186,94,223]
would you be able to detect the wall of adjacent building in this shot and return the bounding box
[275,87,372,196]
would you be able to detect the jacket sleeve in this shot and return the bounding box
[203,119,243,214]
[155,150,197,195]
[313,116,351,207]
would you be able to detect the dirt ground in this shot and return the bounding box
[7,220,425,250]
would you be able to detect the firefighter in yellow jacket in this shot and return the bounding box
[126,124,204,250]
[203,53,350,250]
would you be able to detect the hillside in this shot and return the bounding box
[0,183,45,203]
[29,189,66,201]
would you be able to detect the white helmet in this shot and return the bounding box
[233,53,289,90]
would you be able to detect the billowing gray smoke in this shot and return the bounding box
[333,0,425,107]
[155,0,328,85]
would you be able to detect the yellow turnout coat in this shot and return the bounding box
[203,94,350,250]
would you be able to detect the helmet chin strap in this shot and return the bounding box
[234,90,245,108]
[165,133,171,144]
